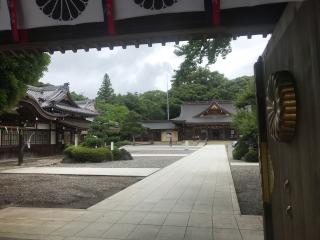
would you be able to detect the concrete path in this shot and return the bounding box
[124,146,202,151]
[0,167,159,177]
[131,154,188,157]
[0,145,263,239]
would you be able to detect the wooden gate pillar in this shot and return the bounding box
[254,56,274,240]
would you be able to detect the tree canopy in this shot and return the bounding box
[174,38,232,66]
[70,91,88,101]
[0,54,50,112]
[232,77,258,160]
[96,73,115,103]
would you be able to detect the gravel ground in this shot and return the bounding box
[54,156,184,168]
[0,146,195,211]
[230,165,263,215]
[0,174,142,209]
[226,143,263,215]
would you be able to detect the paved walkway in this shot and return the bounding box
[0,145,263,240]
[131,154,188,157]
[1,167,159,177]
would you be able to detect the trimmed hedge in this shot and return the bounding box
[113,148,133,160]
[82,136,104,148]
[244,149,259,162]
[64,145,133,163]
[64,146,112,163]
[232,140,249,160]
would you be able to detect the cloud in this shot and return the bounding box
[41,36,270,98]
[210,35,271,79]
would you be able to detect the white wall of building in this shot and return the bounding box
[50,131,56,145]
[37,123,50,130]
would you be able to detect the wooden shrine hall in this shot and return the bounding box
[142,100,238,142]
[0,83,98,159]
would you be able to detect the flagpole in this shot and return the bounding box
[166,73,170,120]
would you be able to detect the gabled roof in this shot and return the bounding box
[142,121,177,130]
[27,83,74,108]
[26,83,98,118]
[171,100,235,125]
[75,100,96,113]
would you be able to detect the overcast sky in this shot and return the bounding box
[41,35,270,99]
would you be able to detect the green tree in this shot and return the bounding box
[0,54,50,112]
[173,38,231,89]
[174,38,232,66]
[121,111,144,144]
[172,66,227,87]
[234,76,256,109]
[96,73,115,103]
[139,90,167,120]
[170,84,209,102]
[70,91,88,101]
[114,92,141,113]
[90,102,129,142]
[95,102,130,127]
[232,77,258,161]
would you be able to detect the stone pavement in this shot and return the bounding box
[0,167,159,177]
[0,145,264,239]
[131,154,188,157]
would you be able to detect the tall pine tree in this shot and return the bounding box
[96,73,115,103]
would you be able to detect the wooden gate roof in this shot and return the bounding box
[0,0,303,55]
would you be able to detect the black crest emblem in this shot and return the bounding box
[134,0,178,10]
[36,0,89,21]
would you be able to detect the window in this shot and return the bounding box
[0,129,50,146]
[24,130,50,145]
[1,129,19,146]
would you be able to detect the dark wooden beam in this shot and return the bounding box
[0,24,275,55]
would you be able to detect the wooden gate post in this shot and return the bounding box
[254,56,274,240]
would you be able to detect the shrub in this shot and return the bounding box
[106,135,121,144]
[232,140,249,160]
[64,145,76,158]
[112,148,122,160]
[119,149,133,160]
[244,149,259,162]
[64,146,112,163]
[112,148,133,160]
[115,140,131,148]
[82,136,104,148]
[105,148,113,161]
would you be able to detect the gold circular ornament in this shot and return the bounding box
[266,71,297,142]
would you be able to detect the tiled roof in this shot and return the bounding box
[74,100,96,112]
[55,104,98,116]
[27,83,70,108]
[58,118,92,130]
[26,83,98,117]
[171,100,235,124]
[142,121,177,130]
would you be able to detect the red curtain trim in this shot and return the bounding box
[7,0,19,42]
[212,0,221,27]
[7,0,29,43]
[106,0,116,35]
